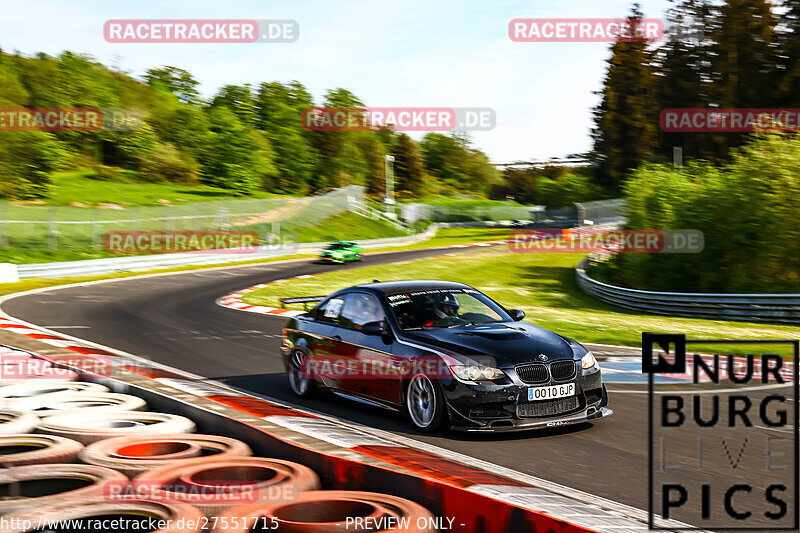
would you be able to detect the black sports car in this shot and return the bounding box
[280,280,612,432]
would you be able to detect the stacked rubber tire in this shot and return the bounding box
[0,346,437,532]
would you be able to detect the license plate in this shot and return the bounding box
[528,383,575,401]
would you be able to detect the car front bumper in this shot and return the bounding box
[449,405,613,432]
[442,366,610,432]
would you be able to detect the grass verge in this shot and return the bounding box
[0,227,505,300]
[242,248,800,354]
[4,169,284,207]
[0,211,416,264]
[293,211,407,242]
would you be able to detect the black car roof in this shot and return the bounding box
[351,280,474,296]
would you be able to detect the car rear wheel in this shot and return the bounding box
[405,373,447,433]
[288,350,317,398]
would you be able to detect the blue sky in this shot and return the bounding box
[2,0,671,162]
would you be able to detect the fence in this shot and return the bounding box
[400,202,544,224]
[12,223,440,279]
[575,198,626,226]
[401,198,626,227]
[576,256,800,324]
[0,186,365,252]
[348,199,409,231]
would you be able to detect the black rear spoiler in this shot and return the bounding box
[279,296,327,310]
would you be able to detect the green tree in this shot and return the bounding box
[255,81,319,192]
[198,107,270,195]
[354,133,386,194]
[145,66,200,105]
[306,88,369,189]
[592,5,659,189]
[148,92,211,161]
[606,133,800,293]
[392,133,424,197]
[210,84,255,126]
[0,131,66,198]
[655,0,723,161]
[420,133,498,194]
[775,0,800,105]
[710,0,776,108]
[0,64,29,106]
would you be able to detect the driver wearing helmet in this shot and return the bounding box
[434,293,460,318]
[419,293,462,327]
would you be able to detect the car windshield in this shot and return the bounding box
[387,289,512,330]
[326,243,346,250]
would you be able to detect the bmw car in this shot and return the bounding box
[280,280,611,432]
[319,241,361,263]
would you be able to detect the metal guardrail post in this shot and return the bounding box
[0,204,7,249]
[92,211,101,250]
[48,208,57,251]
[574,202,586,226]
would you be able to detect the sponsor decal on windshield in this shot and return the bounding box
[402,288,480,297]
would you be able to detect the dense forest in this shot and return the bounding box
[591,0,800,293]
[593,0,800,188]
[0,51,500,201]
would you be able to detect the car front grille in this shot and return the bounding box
[517,396,580,418]
[550,360,577,381]
[515,363,548,384]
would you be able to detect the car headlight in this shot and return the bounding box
[581,351,597,370]
[450,365,505,382]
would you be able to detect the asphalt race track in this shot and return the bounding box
[2,246,795,527]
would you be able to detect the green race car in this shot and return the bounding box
[319,241,361,263]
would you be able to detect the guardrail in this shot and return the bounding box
[14,224,442,280]
[576,257,800,324]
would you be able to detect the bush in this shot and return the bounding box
[602,133,800,293]
[138,143,199,183]
[0,131,65,199]
[489,168,601,206]
[92,165,131,181]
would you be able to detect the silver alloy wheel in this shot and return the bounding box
[407,374,436,428]
[288,350,310,396]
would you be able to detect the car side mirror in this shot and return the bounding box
[361,321,388,336]
[508,309,525,321]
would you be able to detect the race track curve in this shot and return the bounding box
[1,245,791,527]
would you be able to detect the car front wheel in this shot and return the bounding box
[288,349,317,398]
[405,373,448,433]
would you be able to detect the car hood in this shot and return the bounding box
[401,322,579,368]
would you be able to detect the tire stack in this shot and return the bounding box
[0,347,438,533]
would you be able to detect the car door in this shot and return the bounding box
[335,292,403,405]
[304,296,347,389]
